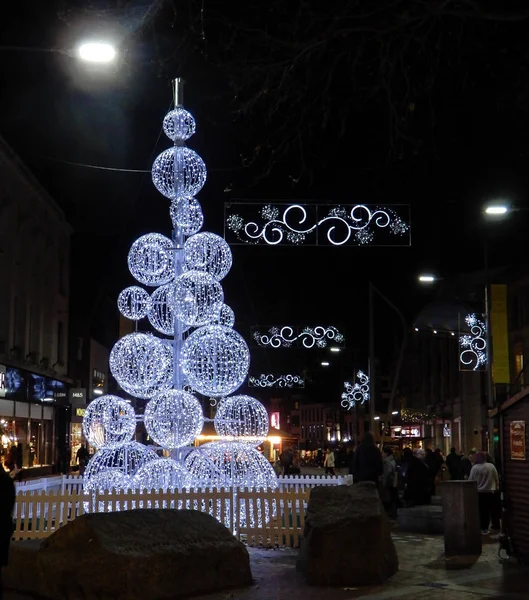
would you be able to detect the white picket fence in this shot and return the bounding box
[16,473,352,496]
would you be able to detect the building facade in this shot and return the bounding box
[0,136,72,471]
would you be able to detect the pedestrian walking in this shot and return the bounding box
[403,448,432,507]
[445,447,461,480]
[469,450,500,534]
[0,466,16,600]
[323,448,336,476]
[351,432,383,484]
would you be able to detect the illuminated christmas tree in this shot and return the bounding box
[82,80,277,496]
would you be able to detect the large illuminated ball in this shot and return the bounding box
[215,304,235,328]
[184,448,225,488]
[110,333,172,397]
[195,442,278,489]
[84,470,129,494]
[144,389,204,449]
[128,233,174,287]
[82,395,136,449]
[163,107,196,142]
[173,270,224,327]
[181,325,250,397]
[84,441,158,486]
[152,147,207,199]
[132,458,191,491]
[147,284,189,336]
[214,395,269,445]
[118,286,151,320]
[184,232,232,281]
[170,197,203,236]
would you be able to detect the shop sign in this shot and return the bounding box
[270,412,280,429]
[510,421,526,461]
[69,388,87,406]
[75,407,86,418]
[0,365,5,398]
[391,425,421,438]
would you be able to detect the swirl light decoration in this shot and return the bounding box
[248,374,305,388]
[184,232,232,281]
[143,389,204,449]
[459,313,487,371]
[170,197,204,235]
[214,395,269,445]
[82,395,137,449]
[132,457,192,492]
[253,325,345,349]
[341,370,370,410]
[83,80,270,497]
[173,270,224,327]
[216,304,235,327]
[225,203,410,246]
[152,146,207,200]
[118,286,152,321]
[181,325,250,396]
[128,233,174,287]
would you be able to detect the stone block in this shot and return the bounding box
[5,509,252,600]
[397,505,444,534]
[442,480,482,556]
[297,482,398,586]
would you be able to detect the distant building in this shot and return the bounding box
[0,136,72,471]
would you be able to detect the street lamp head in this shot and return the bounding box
[321,361,330,367]
[418,274,436,283]
[78,42,117,63]
[484,204,509,216]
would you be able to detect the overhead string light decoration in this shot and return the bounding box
[83,78,274,499]
[253,325,345,348]
[341,370,370,410]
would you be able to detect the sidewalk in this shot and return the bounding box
[6,531,528,600]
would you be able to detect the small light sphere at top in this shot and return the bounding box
[82,395,136,449]
[173,270,224,327]
[152,146,207,200]
[184,232,233,281]
[163,108,196,142]
[170,197,204,235]
[214,395,269,445]
[118,286,151,320]
[181,325,250,397]
[78,42,116,63]
[143,389,204,449]
[128,233,174,287]
[215,304,235,327]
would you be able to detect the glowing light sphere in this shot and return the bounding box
[184,232,232,281]
[84,470,129,494]
[82,395,136,449]
[84,441,158,487]
[194,442,278,489]
[128,233,174,287]
[215,304,235,328]
[214,395,269,445]
[110,333,172,398]
[152,146,207,200]
[173,270,224,327]
[184,448,226,488]
[144,389,204,449]
[118,286,152,320]
[181,325,250,397]
[132,457,191,491]
[163,107,196,142]
[170,197,204,236]
[147,284,189,336]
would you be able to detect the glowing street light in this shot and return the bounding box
[484,204,509,216]
[418,274,436,283]
[77,42,117,63]
[330,347,341,353]
[321,361,330,367]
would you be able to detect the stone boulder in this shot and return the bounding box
[6,509,252,600]
[297,483,398,586]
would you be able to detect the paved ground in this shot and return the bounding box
[5,531,528,599]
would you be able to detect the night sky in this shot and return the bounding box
[2,1,529,401]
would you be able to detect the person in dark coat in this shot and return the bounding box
[403,448,432,507]
[351,432,383,484]
[445,447,461,480]
[346,445,356,475]
[0,467,16,599]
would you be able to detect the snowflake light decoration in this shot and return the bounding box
[341,370,370,410]
[253,325,345,349]
[83,80,270,499]
[459,313,487,371]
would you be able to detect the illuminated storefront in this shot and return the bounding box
[391,425,424,449]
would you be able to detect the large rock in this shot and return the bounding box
[6,509,252,600]
[297,483,398,585]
